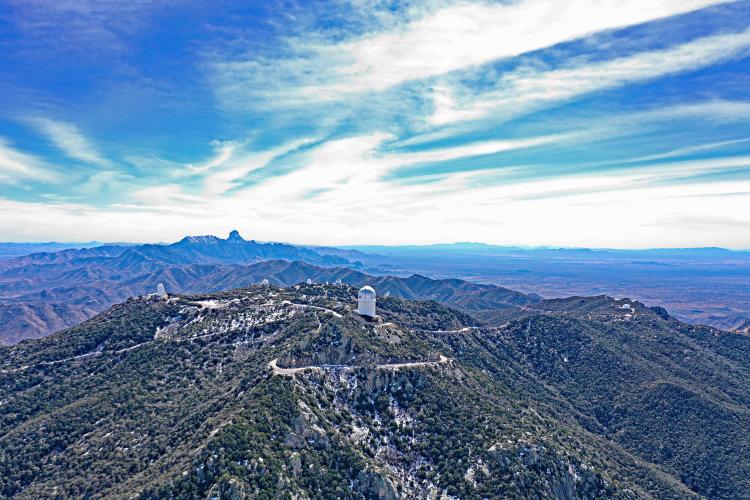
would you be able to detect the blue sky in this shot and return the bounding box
[0,0,749,247]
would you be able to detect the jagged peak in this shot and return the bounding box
[172,231,247,246]
[227,229,244,242]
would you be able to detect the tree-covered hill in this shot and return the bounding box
[0,284,747,498]
[431,295,750,498]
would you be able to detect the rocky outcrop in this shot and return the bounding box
[355,470,399,499]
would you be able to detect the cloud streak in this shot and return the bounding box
[308,0,732,96]
[431,26,750,124]
[212,0,733,110]
[28,118,111,167]
[0,138,57,183]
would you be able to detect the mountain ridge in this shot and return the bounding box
[0,237,538,344]
[2,284,747,497]
[2,231,747,344]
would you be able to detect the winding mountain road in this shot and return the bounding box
[268,355,450,376]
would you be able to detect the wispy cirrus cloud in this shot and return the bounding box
[386,133,574,165]
[2,0,749,247]
[431,26,750,124]
[3,132,749,247]
[185,141,240,174]
[200,138,316,196]
[0,137,57,183]
[27,117,111,167]
[211,0,733,111]
[599,138,750,166]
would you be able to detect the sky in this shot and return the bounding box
[0,0,749,248]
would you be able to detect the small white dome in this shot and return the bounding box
[358,286,376,298]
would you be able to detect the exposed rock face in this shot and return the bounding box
[356,470,399,499]
[734,318,750,334]
[205,477,250,500]
[278,332,360,368]
[649,305,670,320]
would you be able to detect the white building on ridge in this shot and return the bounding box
[357,286,377,318]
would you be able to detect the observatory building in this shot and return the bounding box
[261,278,270,286]
[357,286,377,318]
[156,283,167,299]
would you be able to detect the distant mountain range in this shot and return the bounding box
[1,284,748,497]
[340,243,750,332]
[1,231,748,344]
[0,231,537,344]
[0,241,109,259]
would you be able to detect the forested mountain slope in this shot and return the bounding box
[2,284,747,498]
[440,296,750,498]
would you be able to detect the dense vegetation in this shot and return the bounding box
[0,284,747,498]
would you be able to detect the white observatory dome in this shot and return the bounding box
[357,286,377,317]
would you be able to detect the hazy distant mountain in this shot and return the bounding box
[1,284,747,497]
[0,236,537,344]
[1,232,747,343]
[340,243,750,332]
[0,231,344,343]
[129,230,350,266]
[0,241,110,259]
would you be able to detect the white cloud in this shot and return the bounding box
[186,141,239,173]
[129,184,209,211]
[200,138,317,196]
[3,158,749,248]
[332,0,730,92]
[388,133,574,165]
[393,99,750,153]
[0,138,57,183]
[599,138,750,166]
[212,0,731,110]
[431,27,750,124]
[28,117,111,166]
[633,100,750,123]
[240,134,395,203]
[229,132,571,210]
[5,2,748,248]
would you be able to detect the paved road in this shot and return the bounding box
[0,341,151,374]
[268,354,449,376]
